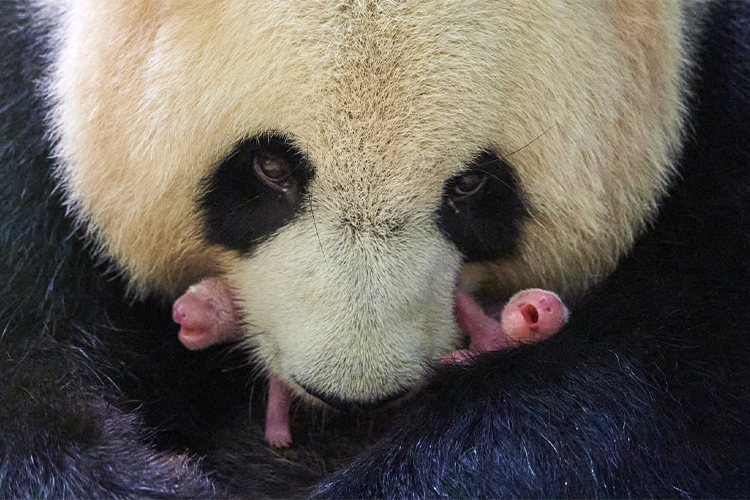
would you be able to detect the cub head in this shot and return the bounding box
[51,0,688,404]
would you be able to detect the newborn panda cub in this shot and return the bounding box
[173,279,568,447]
[446,288,569,364]
[172,278,294,447]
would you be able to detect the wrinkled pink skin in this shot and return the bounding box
[172,278,241,351]
[172,278,293,447]
[443,288,569,364]
[173,278,569,445]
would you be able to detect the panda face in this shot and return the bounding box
[199,134,526,402]
[51,0,687,402]
[201,133,466,402]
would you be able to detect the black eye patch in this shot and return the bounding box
[437,151,526,262]
[200,134,312,254]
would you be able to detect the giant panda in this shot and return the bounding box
[1,0,749,497]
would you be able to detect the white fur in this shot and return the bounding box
[50,0,691,401]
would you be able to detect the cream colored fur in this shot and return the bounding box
[50,0,692,401]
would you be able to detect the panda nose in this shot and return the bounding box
[296,380,408,413]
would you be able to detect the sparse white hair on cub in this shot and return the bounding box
[51,0,689,402]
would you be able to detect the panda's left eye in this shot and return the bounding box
[453,172,488,198]
[437,150,525,262]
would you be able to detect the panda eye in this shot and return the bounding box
[253,151,294,191]
[453,171,488,199]
[437,149,524,262]
[201,133,312,254]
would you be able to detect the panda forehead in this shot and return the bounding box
[152,0,524,171]
[55,0,685,295]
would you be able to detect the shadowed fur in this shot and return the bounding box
[2,0,749,497]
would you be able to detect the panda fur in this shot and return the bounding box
[1,0,749,497]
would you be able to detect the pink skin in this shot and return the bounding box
[265,375,293,447]
[172,278,241,351]
[172,278,294,447]
[173,278,568,444]
[444,288,569,364]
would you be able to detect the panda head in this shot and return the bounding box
[51,0,688,404]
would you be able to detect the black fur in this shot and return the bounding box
[202,135,313,254]
[438,151,525,262]
[313,2,750,497]
[1,1,749,499]
[0,4,217,497]
[297,379,409,413]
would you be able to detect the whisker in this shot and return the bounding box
[471,124,557,229]
[470,223,494,260]
[461,203,471,251]
[308,196,331,271]
[500,123,557,162]
[473,167,543,226]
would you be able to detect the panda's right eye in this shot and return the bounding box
[201,134,312,254]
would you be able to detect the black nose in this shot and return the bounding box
[295,380,408,413]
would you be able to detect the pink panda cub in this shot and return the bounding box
[172,278,294,448]
[172,278,569,447]
[444,287,569,363]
